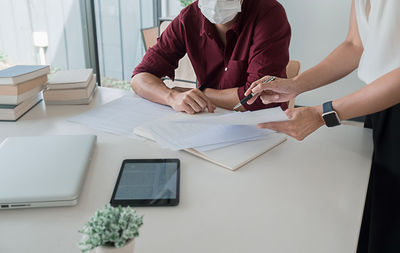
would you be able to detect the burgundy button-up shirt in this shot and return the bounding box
[132,0,291,111]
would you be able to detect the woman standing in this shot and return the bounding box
[246,0,400,252]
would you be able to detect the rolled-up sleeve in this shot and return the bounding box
[132,14,187,80]
[237,4,291,111]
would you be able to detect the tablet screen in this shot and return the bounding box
[110,159,180,206]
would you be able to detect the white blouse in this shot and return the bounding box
[355,0,400,84]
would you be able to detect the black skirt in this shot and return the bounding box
[357,103,400,253]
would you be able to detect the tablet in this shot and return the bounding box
[110,159,180,207]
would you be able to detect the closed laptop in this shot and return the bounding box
[0,135,96,209]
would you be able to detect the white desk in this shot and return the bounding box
[0,87,373,253]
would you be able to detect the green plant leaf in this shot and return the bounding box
[78,204,143,252]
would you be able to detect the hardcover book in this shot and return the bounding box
[46,69,93,90]
[0,65,50,85]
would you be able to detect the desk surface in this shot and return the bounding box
[0,87,373,253]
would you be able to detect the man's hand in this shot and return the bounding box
[168,88,216,114]
[258,106,325,141]
[245,76,302,105]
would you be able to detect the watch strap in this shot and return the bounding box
[323,101,334,114]
[322,101,341,127]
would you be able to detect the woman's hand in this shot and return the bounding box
[245,76,302,105]
[168,88,216,114]
[258,106,325,141]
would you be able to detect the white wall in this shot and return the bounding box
[279,0,365,106]
[164,0,366,106]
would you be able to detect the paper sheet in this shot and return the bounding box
[194,135,274,152]
[169,106,288,125]
[139,121,275,150]
[69,95,174,139]
[70,94,283,151]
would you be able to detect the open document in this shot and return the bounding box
[168,106,288,125]
[69,94,289,170]
[69,95,174,139]
[135,122,276,151]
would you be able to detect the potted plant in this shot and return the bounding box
[79,204,143,253]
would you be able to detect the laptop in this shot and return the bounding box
[0,135,96,209]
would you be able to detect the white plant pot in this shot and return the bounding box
[95,238,135,253]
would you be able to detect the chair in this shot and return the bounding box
[159,21,197,89]
[141,24,197,88]
[286,60,301,108]
[141,26,159,51]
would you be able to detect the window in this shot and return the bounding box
[94,0,159,90]
[0,0,87,73]
[0,0,189,90]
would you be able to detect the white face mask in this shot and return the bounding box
[198,0,242,24]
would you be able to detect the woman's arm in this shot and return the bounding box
[246,0,363,104]
[291,0,364,93]
[332,67,400,120]
[259,67,400,140]
[252,0,400,140]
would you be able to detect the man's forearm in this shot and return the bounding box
[203,87,244,111]
[132,72,216,114]
[131,72,174,106]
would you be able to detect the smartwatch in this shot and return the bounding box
[322,101,341,127]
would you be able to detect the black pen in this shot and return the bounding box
[233,76,276,110]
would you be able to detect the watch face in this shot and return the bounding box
[322,111,341,127]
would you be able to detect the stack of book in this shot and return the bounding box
[0,65,49,121]
[43,69,96,105]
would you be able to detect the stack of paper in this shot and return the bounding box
[70,95,289,170]
[168,107,288,126]
[69,95,175,139]
[134,106,288,151]
[135,122,274,151]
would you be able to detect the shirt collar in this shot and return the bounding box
[198,0,244,38]
[200,13,215,38]
[230,13,242,34]
[200,12,242,39]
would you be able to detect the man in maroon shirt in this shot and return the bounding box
[132,0,291,113]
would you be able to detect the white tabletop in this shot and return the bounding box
[0,87,373,253]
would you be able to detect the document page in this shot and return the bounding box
[138,121,275,151]
[69,95,174,139]
[70,95,286,153]
[169,107,288,125]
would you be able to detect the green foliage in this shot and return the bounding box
[0,50,7,63]
[101,76,132,91]
[78,204,143,252]
[179,0,193,7]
